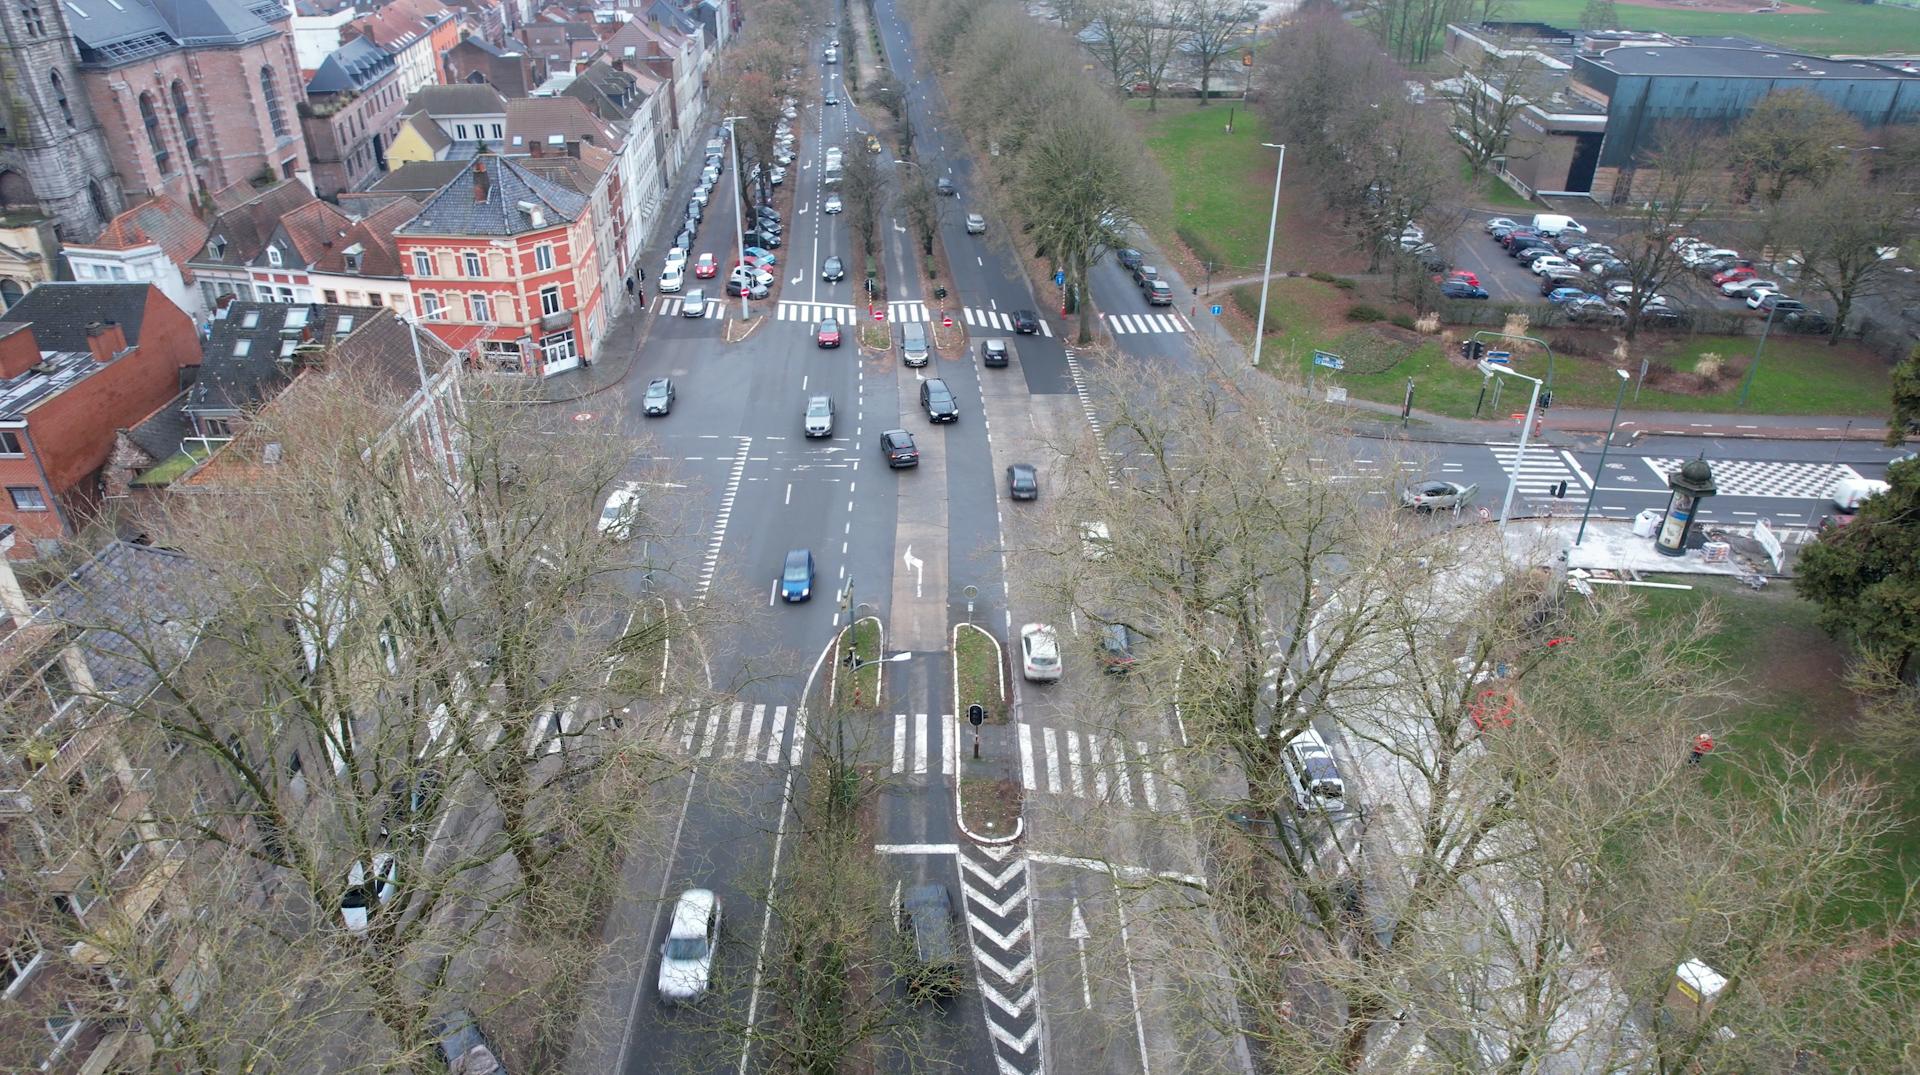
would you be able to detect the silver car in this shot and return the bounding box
[658,888,721,1002]
[965,213,986,234]
[1401,480,1478,512]
[804,394,834,437]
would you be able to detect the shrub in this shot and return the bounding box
[1331,277,1357,290]
[1346,304,1387,323]
[1308,270,1338,284]
[1694,353,1724,379]
[1389,313,1417,330]
[1414,313,1441,335]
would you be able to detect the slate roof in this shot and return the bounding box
[0,283,154,349]
[190,301,378,412]
[125,391,194,462]
[307,36,398,94]
[35,542,218,701]
[193,182,320,268]
[644,0,698,36]
[403,83,509,118]
[370,160,468,196]
[396,155,588,237]
[68,0,285,66]
[71,196,211,279]
[562,59,648,122]
[517,147,612,194]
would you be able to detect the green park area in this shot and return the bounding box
[1131,100,1283,277]
[1506,0,1920,59]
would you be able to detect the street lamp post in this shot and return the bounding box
[1737,301,1779,409]
[1478,360,1544,530]
[1250,142,1285,368]
[724,115,750,319]
[1575,368,1632,546]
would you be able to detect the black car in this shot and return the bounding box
[742,230,782,249]
[821,255,845,282]
[1784,309,1832,333]
[1510,238,1554,259]
[881,429,919,468]
[920,378,958,422]
[935,176,956,196]
[897,884,962,1001]
[674,228,693,251]
[1441,281,1490,299]
[1006,463,1038,500]
[1011,310,1040,334]
[643,377,675,415]
[981,339,1009,367]
[1116,247,1143,271]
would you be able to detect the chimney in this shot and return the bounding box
[472,158,490,202]
[0,322,40,379]
[86,320,128,364]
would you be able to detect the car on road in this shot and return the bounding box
[881,428,918,468]
[965,213,986,234]
[1440,280,1489,300]
[981,338,1009,367]
[1131,264,1159,288]
[599,485,641,539]
[823,92,840,105]
[1011,309,1040,334]
[896,884,963,1001]
[643,377,675,416]
[823,192,843,213]
[658,888,720,1003]
[693,252,717,279]
[658,266,684,294]
[1020,623,1062,682]
[1283,728,1347,815]
[1401,480,1478,511]
[681,288,708,315]
[804,394,834,437]
[1145,279,1174,305]
[341,853,398,932]
[431,1010,505,1074]
[1545,287,1589,305]
[1006,463,1038,499]
[665,247,687,274]
[815,318,841,347]
[920,378,958,422]
[821,255,845,282]
[1098,624,1136,673]
[1116,247,1143,271]
[780,549,814,602]
[935,176,955,196]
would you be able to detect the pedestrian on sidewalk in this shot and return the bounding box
[1688,732,1714,766]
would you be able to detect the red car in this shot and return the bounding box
[1712,265,1756,286]
[693,252,717,279]
[816,318,841,348]
[1440,270,1481,287]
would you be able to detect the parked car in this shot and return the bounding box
[726,277,770,298]
[1784,309,1832,333]
[664,247,687,274]
[1020,623,1062,682]
[743,246,777,266]
[658,888,721,1003]
[643,377,675,416]
[1529,255,1574,276]
[804,394,834,437]
[1756,294,1806,317]
[1712,265,1758,286]
[1441,281,1490,300]
[1441,270,1480,287]
[658,266,685,294]
[340,854,398,932]
[1283,728,1347,815]
[1567,298,1627,324]
[1538,268,1586,293]
[431,1010,506,1074]
[1006,463,1038,500]
[1721,278,1777,297]
[881,428,919,468]
[1484,216,1521,233]
[1545,287,1589,304]
[896,884,964,1001]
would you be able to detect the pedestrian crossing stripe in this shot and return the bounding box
[651,296,724,318]
[1484,442,1590,494]
[776,301,858,322]
[678,702,795,765]
[888,301,930,323]
[1012,723,1185,812]
[1106,312,1190,335]
[958,307,1054,337]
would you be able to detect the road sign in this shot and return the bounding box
[1312,350,1344,370]
[942,314,953,327]
[1210,304,1223,316]
[1486,350,1512,365]
[1054,270,1065,286]
[873,308,885,321]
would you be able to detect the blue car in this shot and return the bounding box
[780,549,814,602]
[742,246,777,266]
[1440,282,1489,300]
[1546,287,1589,305]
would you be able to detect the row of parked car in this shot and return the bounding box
[1666,233,1830,331]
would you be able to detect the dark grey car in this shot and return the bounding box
[1007,463,1038,500]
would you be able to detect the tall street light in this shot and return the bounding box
[1250,142,1285,368]
[1737,301,1779,409]
[1478,359,1544,530]
[724,115,750,319]
[1575,368,1632,546]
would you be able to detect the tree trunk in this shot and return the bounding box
[1829,291,1853,345]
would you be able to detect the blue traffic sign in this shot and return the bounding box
[1486,350,1512,365]
[1210,304,1223,316]
[1312,350,1345,370]
[1054,270,1065,286]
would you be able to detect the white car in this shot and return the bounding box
[599,485,641,541]
[658,888,720,1003]
[341,853,398,933]
[1530,256,1574,276]
[659,266,684,294]
[966,213,986,234]
[1684,246,1739,268]
[769,167,787,185]
[664,247,687,275]
[1722,278,1778,297]
[823,193,843,214]
[1745,287,1781,310]
[729,265,774,289]
[1020,623,1062,682]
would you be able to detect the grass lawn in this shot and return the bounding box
[839,617,881,708]
[953,623,1006,724]
[1629,578,1920,922]
[1129,100,1282,275]
[1460,157,1535,211]
[1503,0,1918,57]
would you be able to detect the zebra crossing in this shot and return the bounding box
[962,307,1055,337]
[675,701,805,767]
[1014,724,1185,812]
[775,300,858,323]
[651,295,724,318]
[1642,457,1860,500]
[1485,441,1591,497]
[1105,311,1190,335]
[888,300,931,323]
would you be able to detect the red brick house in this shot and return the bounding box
[0,284,198,557]
[396,154,603,376]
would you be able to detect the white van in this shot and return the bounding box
[1282,727,1346,815]
[1831,477,1890,513]
[1530,213,1586,237]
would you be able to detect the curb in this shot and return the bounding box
[828,615,885,709]
[951,621,1022,846]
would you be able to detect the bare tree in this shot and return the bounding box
[840,147,883,260]
[1358,0,1475,65]
[1772,170,1912,343]
[1452,41,1551,175]
[1729,89,1866,205]
[1175,0,1261,105]
[898,170,940,257]
[1130,5,1193,112]
[1604,127,1725,343]
[1081,0,1149,97]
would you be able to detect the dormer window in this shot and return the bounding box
[232,339,252,356]
[267,246,283,268]
[240,309,260,328]
[210,236,227,259]
[283,307,309,329]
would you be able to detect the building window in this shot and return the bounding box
[421,293,442,318]
[323,290,338,303]
[469,293,491,321]
[463,251,482,277]
[0,430,20,454]
[260,66,287,138]
[491,122,503,139]
[534,244,554,271]
[412,251,433,276]
[50,71,73,129]
[368,293,383,307]
[21,0,45,36]
[455,123,469,141]
[138,92,170,174]
[43,998,82,1059]
[266,246,282,268]
[540,329,576,365]
[231,339,252,357]
[2,931,43,997]
[540,285,561,316]
[172,80,200,161]
[8,486,47,512]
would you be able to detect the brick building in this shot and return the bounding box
[187,179,322,312]
[65,0,313,211]
[301,37,410,198]
[443,30,547,95]
[60,195,212,322]
[0,0,124,240]
[397,154,602,376]
[0,283,198,556]
[348,0,463,98]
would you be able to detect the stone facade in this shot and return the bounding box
[0,0,123,240]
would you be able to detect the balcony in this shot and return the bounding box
[540,308,574,332]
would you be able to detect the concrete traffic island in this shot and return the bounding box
[952,621,1023,844]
